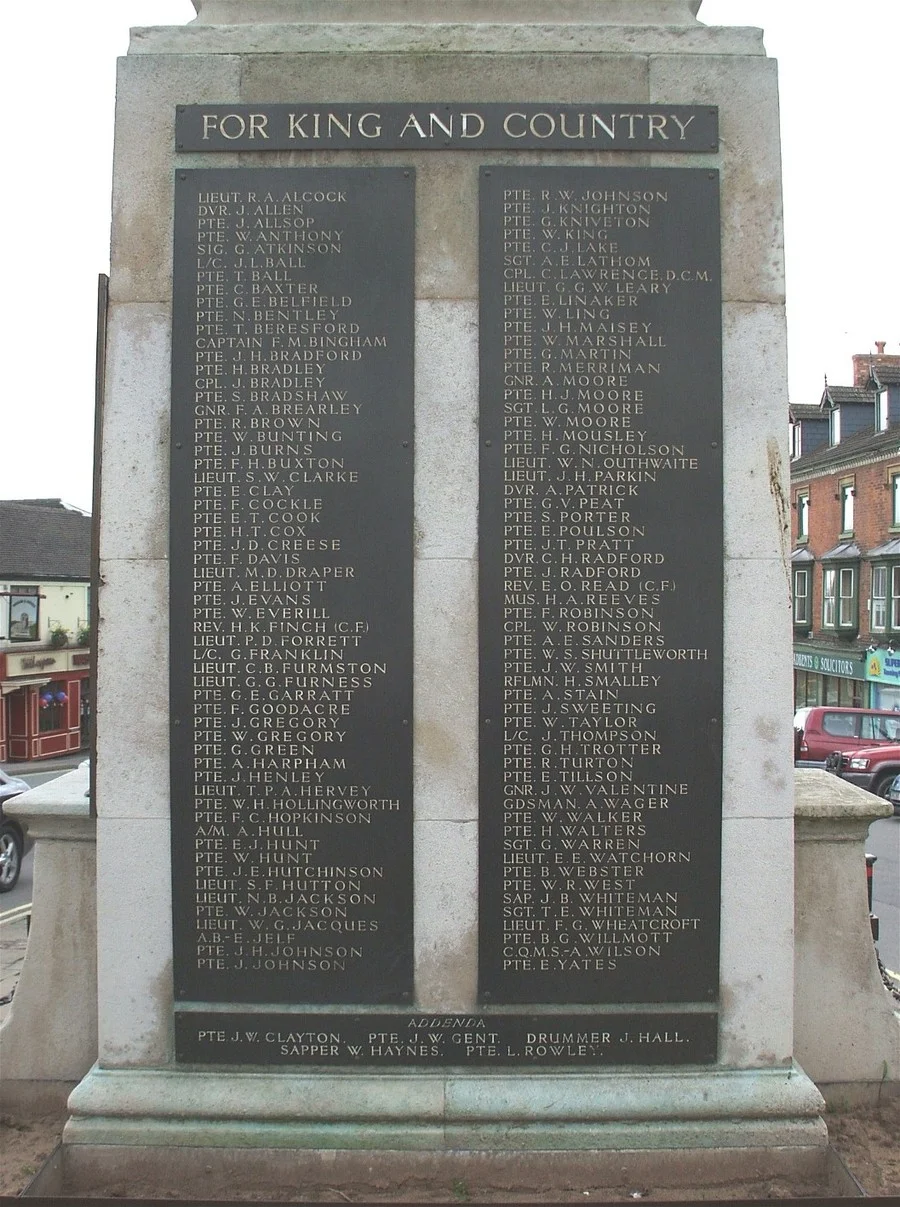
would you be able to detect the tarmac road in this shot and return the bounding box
[868,815,900,975]
[0,762,82,1020]
[1,761,81,912]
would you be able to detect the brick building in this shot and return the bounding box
[0,499,93,762]
[790,344,900,709]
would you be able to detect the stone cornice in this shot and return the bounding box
[791,446,900,486]
[129,21,764,55]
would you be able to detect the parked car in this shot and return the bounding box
[825,743,900,801]
[793,706,900,768]
[0,768,30,893]
[887,774,900,818]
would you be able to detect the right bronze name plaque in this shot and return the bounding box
[479,167,724,1009]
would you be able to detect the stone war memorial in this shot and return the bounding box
[69,0,823,1194]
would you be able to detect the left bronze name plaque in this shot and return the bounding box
[169,168,415,1008]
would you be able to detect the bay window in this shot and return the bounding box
[822,562,858,632]
[870,562,900,633]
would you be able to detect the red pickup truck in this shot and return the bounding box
[824,742,900,802]
[794,706,900,768]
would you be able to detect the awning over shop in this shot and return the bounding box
[0,677,51,696]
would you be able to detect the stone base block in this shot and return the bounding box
[61,1141,833,1201]
[61,1064,830,1196]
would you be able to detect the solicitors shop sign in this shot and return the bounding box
[793,647,865,680]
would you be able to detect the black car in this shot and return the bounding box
[0,768,30,892]
[886,774,900,819]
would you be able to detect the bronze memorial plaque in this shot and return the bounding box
[479,167,723,1015]
[169,168,415,1009]
[169,157,720,1067]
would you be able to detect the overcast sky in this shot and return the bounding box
[3,0,897,513]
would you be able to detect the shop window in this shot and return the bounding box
[80,680,91,746]
[839,481,854,535]
[792,567,810,628]
[793,669,819,708]
[830,680,858,704]
[8,586,39,642]
[38,681,68,733]
[796,492,810,542]
[872,684,900,711]
[822,677,861,707]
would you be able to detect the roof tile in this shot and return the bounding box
[791,425,900,475]
[825,385,877,406]
[0,500,92,580]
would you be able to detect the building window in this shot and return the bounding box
[873,563,900,633]
[872,565,888,630]
[839,481,854,535]
[823,568,836,627]
[38,681,68,733]
[879,392,889,431]
[830,408,841,445]
[823,564,858,631]
[891,473,900,528]
[873,562,900,637]
[838,566,857,629]
[796,492,810,541]
[793,568,810,627]
[8,587,39,642]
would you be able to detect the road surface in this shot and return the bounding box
[868,815,900,974]
[1,767,72,912]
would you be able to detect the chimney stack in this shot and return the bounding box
[852,343,894,387]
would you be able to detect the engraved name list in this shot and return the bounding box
[479,167,724,1007]
[170,168,415,1006]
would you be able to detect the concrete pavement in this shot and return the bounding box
[0,916,28,1025]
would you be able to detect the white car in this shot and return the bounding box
[0,768,30,892]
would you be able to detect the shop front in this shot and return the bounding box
[0,647,91,763]
[792,643,868,710]
[864,648,900,711]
